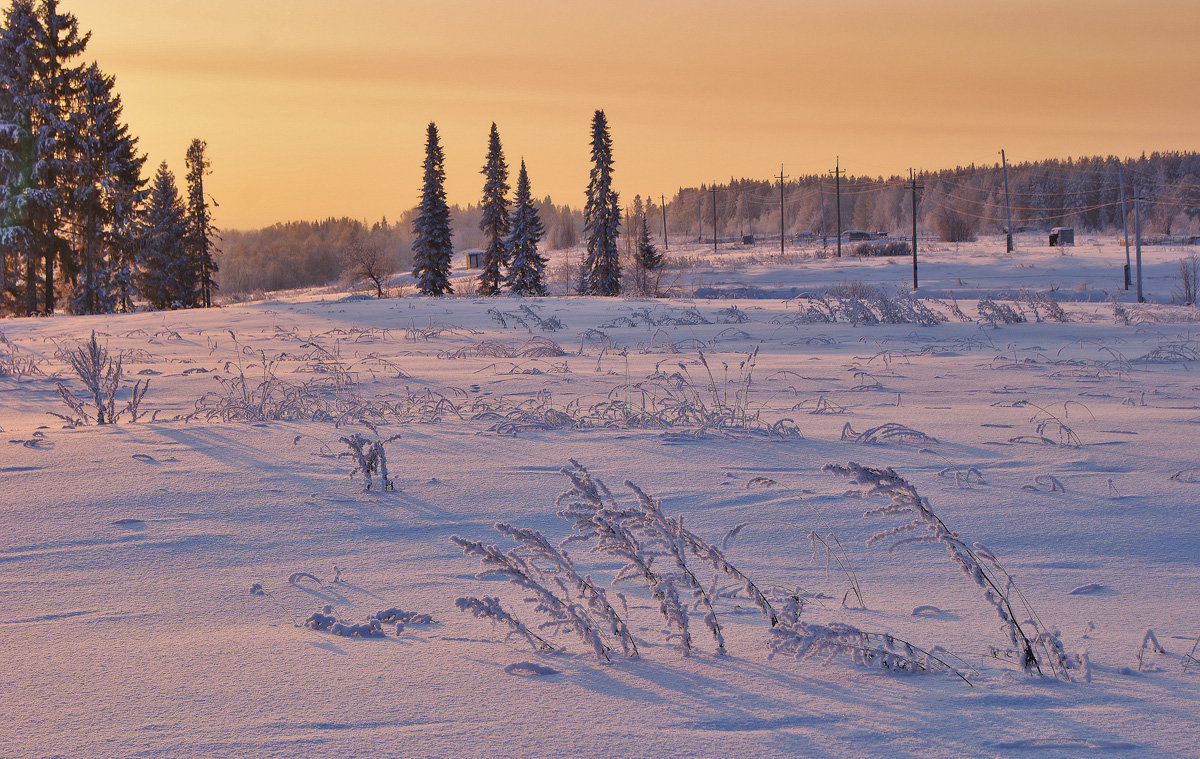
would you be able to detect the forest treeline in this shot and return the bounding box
[0,0,217,316]
[219,199,581,295]
[221,152,1200,295]
[665,152,1200,244]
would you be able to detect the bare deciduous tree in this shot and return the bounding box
[341,241,390,298]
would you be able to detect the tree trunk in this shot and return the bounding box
[43,247,55,314]
[24,252,38,315]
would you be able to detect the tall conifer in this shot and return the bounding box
[477,122,509,295]
[30,0,89,313]
[582,109,620,295]
[136,161,190,309]
[0,0,41,314]
[411,122,453,295]
[185,138,217,307]
[505,159,546,296]
[634,195,662,295]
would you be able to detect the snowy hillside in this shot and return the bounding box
[3,240,1200,757]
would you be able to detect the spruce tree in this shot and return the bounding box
[107,108,146,313]
[411,122,453,295]
[477,122,509,296]
[0,0,40,315]
[582,109,620,296]
[505,159,546,296]
[68,63,131,314]
[30,0,89,313]
[185,138,217,307]
[634,195,663,295]
[137,161,190,309]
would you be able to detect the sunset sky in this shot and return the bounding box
[68,0,1200,230]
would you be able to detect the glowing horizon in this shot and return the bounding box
[67,0,1200,230]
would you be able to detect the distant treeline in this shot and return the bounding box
[220,151,1200,294]
[219,199,580,294]
[661,152,1200,243]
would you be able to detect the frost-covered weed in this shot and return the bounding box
[339,432,397,491]
[768,595,964,680]
[1022,474,1066,493]
[494,522,639,657]
[775,289,943,327]
[0,332,42,379]
[1010,402,1084,447]
[456,462,782,659]
[54,331,149,425]
[487,304,564,332]
[1020,290,1070,322]
[826,461,1080,680]
[977,297,1025,326]
[1136,340,1200,364]
[557,460,781,651]
[1137,629,1167,672]
[439,336,565,359]
[455,596,555,653]
[840,421,937,445]
[472,350,801,440]
[451,533,613,661]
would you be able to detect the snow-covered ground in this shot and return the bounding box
[4,239,1200,757]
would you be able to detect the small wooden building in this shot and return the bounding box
[463,250,484,268]
[1049,227,1074,247]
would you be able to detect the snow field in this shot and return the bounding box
[3,243,1200,757]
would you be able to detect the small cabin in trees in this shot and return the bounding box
[462,250,484,268]
[1049,227,1074,247]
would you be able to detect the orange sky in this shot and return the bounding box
[68,0,1200,230]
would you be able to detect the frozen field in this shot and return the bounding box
[3,240,1200,757]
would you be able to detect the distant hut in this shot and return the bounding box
[1049,227,1074,247]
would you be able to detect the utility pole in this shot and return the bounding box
[1118,163,1131,289]
[710,186,718,253]
[831,157,844,257]
[777,164,787,257]
[910,168,923,290]
[1000,149,1014,252]
[697,196,703,243]
[1134,188,1145,303]
[660,194,668,251]
[818,178,827,255]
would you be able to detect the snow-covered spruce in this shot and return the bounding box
[477,122,509,296]
[580,109,620,296]
[451,534,612,661]
[825,461,1081,681]
[137,162,195,309]
[411,122,453,296]
[504,159,547,296]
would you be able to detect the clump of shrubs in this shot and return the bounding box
[853,240,910,257]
